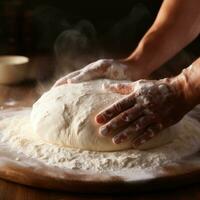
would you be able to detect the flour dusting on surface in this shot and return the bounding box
[1,109,200,173]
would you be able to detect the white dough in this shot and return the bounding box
[31,79,175,152]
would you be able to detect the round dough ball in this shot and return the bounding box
[31,79,174,152]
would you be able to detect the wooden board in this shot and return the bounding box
[1,83,200,194]
[0,107,200,194]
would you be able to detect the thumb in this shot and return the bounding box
[102,82,133,95]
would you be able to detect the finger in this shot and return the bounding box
[112,115,156,144]
[69,70,101,83]
[96,94,136,124]
[103,83,133,95]
[63,70,81,80]
[52,77,68,88]
[99,104,143,136]
[52,70,81,87]
[69,61,110,83]
[69,72,91,83]
[132,123,163,148]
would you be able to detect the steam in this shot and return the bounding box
[35,19,100,94]
[104,3,152,57]
[54,20,99,78]
[53,3,153,78]
[33,5,70,50]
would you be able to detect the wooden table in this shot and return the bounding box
[0,81,200,200]
[0,177,200,200]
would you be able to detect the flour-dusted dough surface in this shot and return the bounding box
[31,79,174,152]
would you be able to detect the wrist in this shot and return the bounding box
[167,71,198,109]
[119,31,166,79]
[118,57,152,81]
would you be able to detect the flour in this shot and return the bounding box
[0,109,200,173]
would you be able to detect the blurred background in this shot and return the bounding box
[0,0,200,81]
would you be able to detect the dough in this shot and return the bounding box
[31,79,175,152]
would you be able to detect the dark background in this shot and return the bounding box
[0,0,162,56]
[0,0,200,79]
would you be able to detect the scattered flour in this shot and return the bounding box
[1,109,200,173]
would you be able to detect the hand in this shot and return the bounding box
[53,59,147,87]
[95,78,194,148]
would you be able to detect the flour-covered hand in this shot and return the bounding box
[96,78,194,148]
[53,59,128,87]
[53,59,146,87]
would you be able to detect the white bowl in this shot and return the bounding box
[0,55,30,85]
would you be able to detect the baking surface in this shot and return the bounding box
[1,82,200,195]
[1,137,200,194]
[1,178,200,200]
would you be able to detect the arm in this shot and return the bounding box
[125,0,200,77]
[95,57,200,147]
[53,0,200,86]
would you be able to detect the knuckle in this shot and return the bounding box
[133,116,151,132]
[121,107,136,122]
[113,131,128,144]
[134,123,141,132]
[113,102,123,113]
[103,109,113,119]
[118,97,133,110]
[121,112,131,122]
[107,120,118,129]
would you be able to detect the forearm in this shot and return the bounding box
[125,0,200,75]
